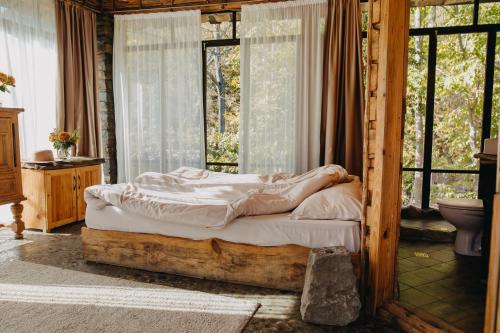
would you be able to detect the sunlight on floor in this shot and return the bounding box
[0,231,32,252]
[218,293,299,319]
[0,283,258,315]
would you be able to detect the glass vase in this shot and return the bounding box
[57,147,72,160]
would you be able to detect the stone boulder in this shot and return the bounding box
[300,246,361,326]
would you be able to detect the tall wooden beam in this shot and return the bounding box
[484,194,500,333]
[484,133,500,333]
[362,0,410,313]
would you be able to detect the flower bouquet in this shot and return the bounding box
[49,129,79,160]
[0,72,15,107]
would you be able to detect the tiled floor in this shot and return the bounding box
[398,240,486,333]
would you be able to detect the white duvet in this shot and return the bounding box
[85,165,349,229]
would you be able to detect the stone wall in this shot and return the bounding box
[96,13,117,184]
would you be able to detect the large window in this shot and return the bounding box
[402,1,499,208]
[202,12,240,173]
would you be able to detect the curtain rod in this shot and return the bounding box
[58,0,102,14]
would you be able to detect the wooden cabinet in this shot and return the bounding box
[22,164,101,232]
[76,166,101,221]
[0,108,25,239]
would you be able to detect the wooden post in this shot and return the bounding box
[484,194,500,333]
[483,122,499,332]
[362,0,410,313]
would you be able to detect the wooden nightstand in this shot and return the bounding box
[21,158,104,232]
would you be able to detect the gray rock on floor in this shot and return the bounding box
[300,246,361,326]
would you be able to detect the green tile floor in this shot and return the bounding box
[398,240,486,333]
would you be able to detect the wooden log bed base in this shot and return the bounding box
[81,227,361,292]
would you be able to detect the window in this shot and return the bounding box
[402,2,499,209]
[409,4,474,28]
[202,12,240,173]
[479,0,500,25]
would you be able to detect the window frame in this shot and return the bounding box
[400,0,499,208]
[202,11,240,170]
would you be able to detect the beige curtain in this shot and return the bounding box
[320,0,364,177]
[56,0,100,157]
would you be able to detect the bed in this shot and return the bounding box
[81,165,362,291]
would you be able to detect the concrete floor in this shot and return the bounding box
[398,240,486,333]
[0,222,396,333]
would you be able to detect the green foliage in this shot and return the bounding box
[206,129,239,173]
[402,4,499,207]
[205,41,240,174]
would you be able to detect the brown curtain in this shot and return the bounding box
[56,0,100,157]
[320,0,364,177]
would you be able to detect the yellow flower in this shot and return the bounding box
[0,72,14,86]
[48,133,57,142]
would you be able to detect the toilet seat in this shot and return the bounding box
[437,198,483,211]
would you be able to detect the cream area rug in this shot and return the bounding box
[0,261,260,333]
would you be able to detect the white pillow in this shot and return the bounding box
[290,178,362,221]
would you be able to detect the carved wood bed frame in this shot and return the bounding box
[81,227,361,291]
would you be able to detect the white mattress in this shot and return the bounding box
[85,202,361,253]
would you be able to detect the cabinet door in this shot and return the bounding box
[0,116,20,202]
[76,165,101,220]
[0,116,15,175]
[45,169,77,229]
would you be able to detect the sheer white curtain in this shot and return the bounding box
[114,11,205,182]
[0,0,57,224]
[0,0,57,159]
[239,0,326,175]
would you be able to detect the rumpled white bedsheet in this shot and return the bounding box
[85,165,349,229]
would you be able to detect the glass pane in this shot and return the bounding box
[202,13,233,40]
[207,164,238,174]
[432,33,487,170]
[402,171,424,207]
[236,12,241,38]
[479,1,500,24]
[430,173,479,208]
[409,5,474,28]
[361,9,368,32]
[491,33,500,138]
[404,36,429,168]
[206,45,240,166]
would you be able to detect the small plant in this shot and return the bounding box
[0,72,15,93]
[49,129,79,160]
[49,129,79,150]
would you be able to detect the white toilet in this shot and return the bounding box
[437,198,484,256]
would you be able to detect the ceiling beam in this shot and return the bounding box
[99,0,496,14]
